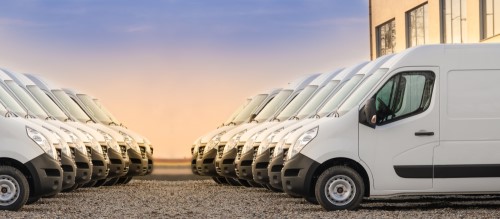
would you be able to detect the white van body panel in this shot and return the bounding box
[299,44,500,197]
[0,117,47,163]
[219,123,259,143]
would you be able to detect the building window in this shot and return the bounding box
[406,3,429,48]
[376,19,396,57]
[482,0,500,39]
[442,0,467,43]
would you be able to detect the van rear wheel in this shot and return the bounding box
[0,166,29,211]
[315,166,364,211]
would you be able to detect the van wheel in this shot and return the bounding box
[82,180,98,188]
[304,196,318,205]
[247,180,263,188]
[61,183,79,193]
[116,177,128,185]
[266,184,283,193]
[103,178,119,186]
[315,166,364,211]
[26,196,40,205]
[0,166,29,211]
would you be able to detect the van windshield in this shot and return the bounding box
[317,75,364,117]
[275,85,317,121]
[224,99,250,125]
[5,81,49,119]
[254,90,292,122]
[232,94,267,124]
[337,68,389,115]
[295,80,340,119]
[0,84,27,117]
[93,99,121,124]
[52,90,92,122]
[77,94,114,124]
[27,85,69,121]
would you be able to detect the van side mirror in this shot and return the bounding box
[359,98,377,128]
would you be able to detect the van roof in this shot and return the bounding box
[2,70,37,87]
[308,69,342,86]
[381,43,500,71]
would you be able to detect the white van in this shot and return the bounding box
[251,65,362,188]
[281,44,500,211]
[267,55,393,192]
[26,74,130,186]
[5,70,110,187]
[64,89,149,179]
[233,70,346,184]
[212,74,320,186]
[0,102,62,210]
[194,88,282,181]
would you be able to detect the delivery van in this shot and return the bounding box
[211,74,320,186]
[267,55,393,192]
[64,89,149,179]
[26,74,129,186]
[251,66,359,189]
[0,102,62,210]
[193,88,282,183]
[4,70,109,187]
[281,44,500,211]
[233,70,345,185]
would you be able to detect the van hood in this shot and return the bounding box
[219,123,259,143]
[65,120,106,142]
[255,120,299,143]
[200,125,237,144]
[271,118,316,144]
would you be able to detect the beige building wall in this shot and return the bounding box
[370,0,500,60]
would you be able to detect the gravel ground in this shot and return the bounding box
[2,179,500,218]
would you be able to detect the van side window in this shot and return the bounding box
[374,71,435,125]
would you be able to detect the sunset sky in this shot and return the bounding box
[0,0,369,158]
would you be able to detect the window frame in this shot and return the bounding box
[373,71,436,126]
[441,0,467,43]
[406,2,429,48]
[481,0,500,40]
[376,18,396,58]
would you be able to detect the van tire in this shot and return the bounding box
[0,166,29,211]
[26,196,40,205]
[93,179,107,187]
[225,177,241,186]
[123,177,133,184]
[304,196,318,205]
[315,166,364,211]
[237,179,252,187]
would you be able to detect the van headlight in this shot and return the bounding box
[80,129,103,155]
[61,128,87,157]
[257,128,283,155]
[98,129,121,152]
[242,129,266,154]
[287,127,318,160]
[206,132,225,151]
[224,130,246,153]
[26,126,58,160]
[120,131,140,153]
[44,128,72,157]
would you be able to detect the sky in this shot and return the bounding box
[0,0,369,159]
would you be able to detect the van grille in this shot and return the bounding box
[139,146,147,159]
[119,144,127,158]
[198,146,205,157]
[86,146,92,160]
[252,146,259,161]
[283,148,289,161]
[101,145,108,159]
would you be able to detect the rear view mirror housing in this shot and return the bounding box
[359,98,377,128]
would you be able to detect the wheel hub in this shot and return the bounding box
[0,175,20,206]
[325,175,355,206]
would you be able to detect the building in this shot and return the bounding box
[369,0,500,59]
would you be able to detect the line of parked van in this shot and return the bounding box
[192,44,500,211]
[0,69,153,211]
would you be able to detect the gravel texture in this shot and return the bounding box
[2,179,500,218]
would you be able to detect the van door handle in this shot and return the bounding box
[415,131,434,136]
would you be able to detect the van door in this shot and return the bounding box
[434,69,500,192]
[359,67,439,191]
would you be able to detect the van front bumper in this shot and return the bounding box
[191,152,199,175]
[147,152,153,175]
[126,148,148,176]
[235,148,255,180]
[215,147,237,178]
[25,153,63,198]
[252,149,271,184]
[60,153,76,190]
[281,153,319,198]
[107,146,128,178]
[196,147,218,176]
[268,152,285,190]
[73,148,92,184]
[89,147,108,181]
